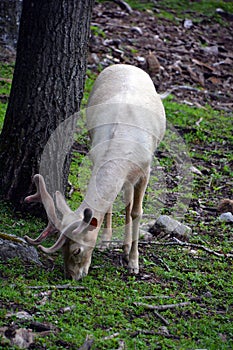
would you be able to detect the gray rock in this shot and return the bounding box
[0,233,41,265]
[139,229,153,241]
[149,215,192,241]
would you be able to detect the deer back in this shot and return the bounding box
[86,64,166,172]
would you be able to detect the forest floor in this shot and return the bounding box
[0,1,233,349]
[88,1,233,112]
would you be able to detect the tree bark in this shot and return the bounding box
[0,0,94,211]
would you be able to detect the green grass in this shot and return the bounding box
[0,63,14,129]
[157,0,233,17]
[0,235,232,349]
[98,0,233,22]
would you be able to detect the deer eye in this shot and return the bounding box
[73,248,81,256]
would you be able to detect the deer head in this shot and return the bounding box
[24,174,98,280]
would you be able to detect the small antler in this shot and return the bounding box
[24,174,62,245]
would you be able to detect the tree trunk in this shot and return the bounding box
[0,0,94,211]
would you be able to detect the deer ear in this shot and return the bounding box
[89,217,98,230]
[83,208,98,231]
[83,208,93,223]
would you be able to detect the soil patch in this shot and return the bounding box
[89,2,233,112]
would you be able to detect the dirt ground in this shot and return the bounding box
[88,1,233,112]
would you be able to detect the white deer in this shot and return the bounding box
[25,64,166,280]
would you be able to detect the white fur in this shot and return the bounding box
[25,64,166,280]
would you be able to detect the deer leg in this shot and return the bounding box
[98,206,113,250]
[123,182,134,262]
[128,173,149,274]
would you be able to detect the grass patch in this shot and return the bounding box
[97,0,233,23]
[0,62,14,129]
[157,0,233,18]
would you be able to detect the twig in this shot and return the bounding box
[112,0,133,13]
[151,254,171,272]
[131,330,156,337]
[117,340,125,350]
[153,310,170,326]
[139,238,233,259]
[142,295,202,302]
[134,301,191,311]
[130,329,180,339]
[159,84,233,102]
[77,336,94,350]
[142,295,172,299]
[159,85,202,99]
[59,305,76,313]
[28,284,86,290]
[0,77,12,83]
[103,332,120,340]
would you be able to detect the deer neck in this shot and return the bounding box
[80,160,126,218]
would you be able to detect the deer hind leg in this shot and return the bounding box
[98,206,113,250]
[128,173,149,274]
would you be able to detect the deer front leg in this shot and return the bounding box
[128,174,149,274]
[98,207,112,250]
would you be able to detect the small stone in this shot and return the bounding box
[139,229,153,241]
[202,46,219,56]
[203,291,213,299]
[136,56,146,64]
[131,26,143,35]
[158,326,170,336]
[219,212,233,222]
[183,19,193,29]
[89,53,100,64]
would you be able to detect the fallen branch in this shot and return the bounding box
[159,84,233,106]
[134,301,191,311]
[153,310,170,326]
[142,295,172,300]
[142,294,203,302]
[28,284,86,290]
[139,238,233,259]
